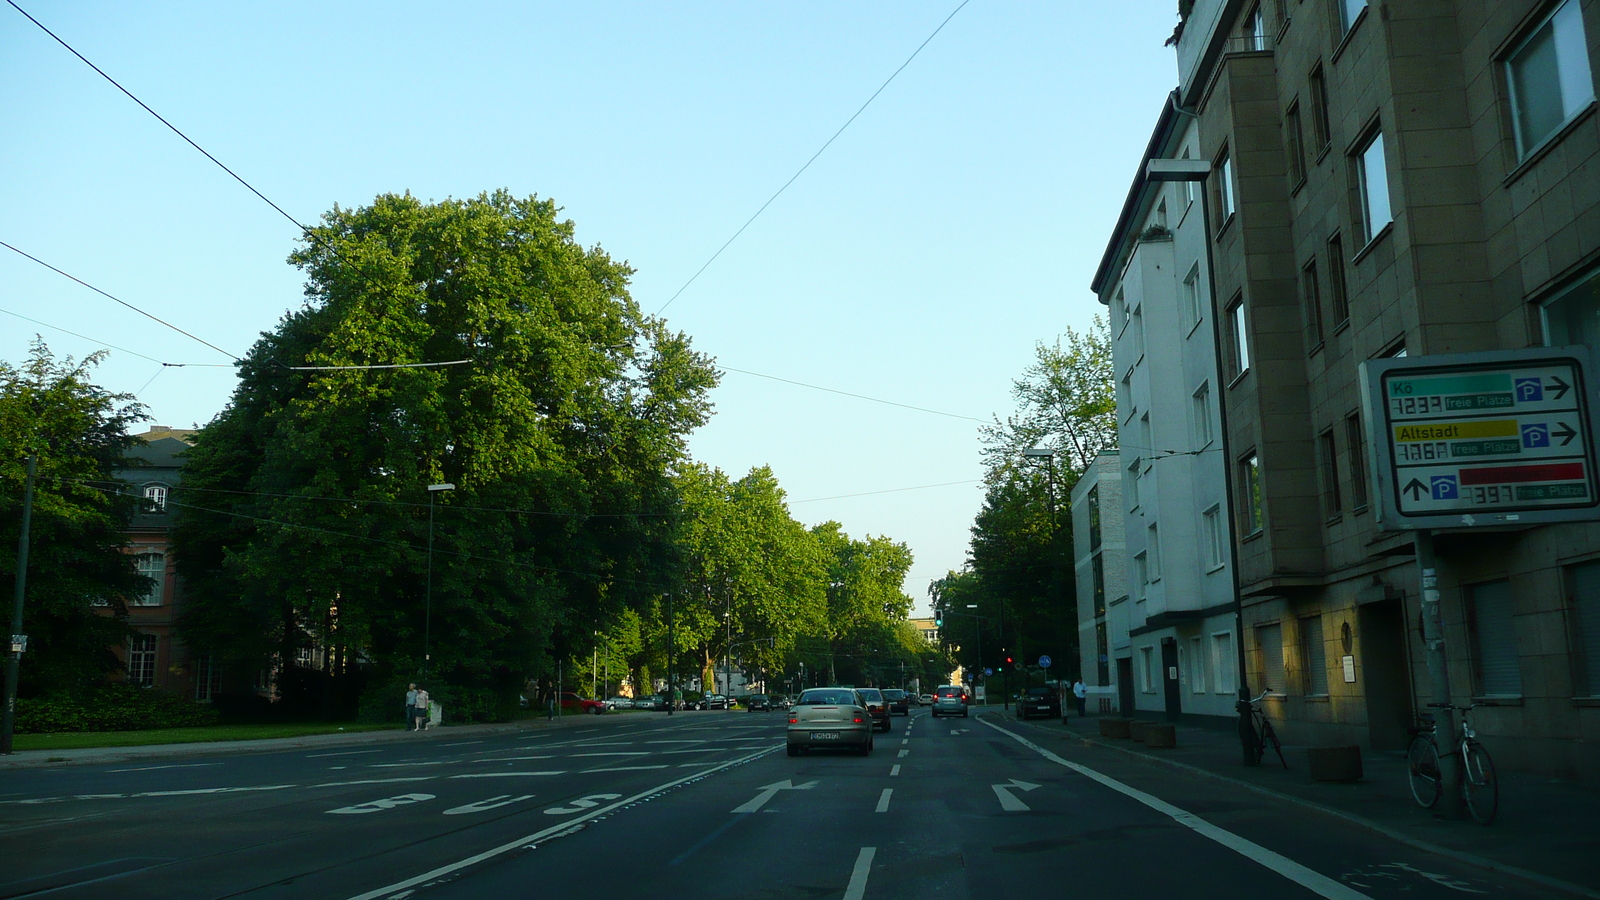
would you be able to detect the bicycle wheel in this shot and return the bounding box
[1407,735,1442,809]
[1461,741,1498,825]
[1261,718,1288,769]
[1240,714,1264,766]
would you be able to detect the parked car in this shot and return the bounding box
[931,685,969,718]
[919,693,935,706]
[745,693,771,711]
[604,696,634,710]
[1016,686,1061,720]
[881,689,910,716]
[554,691,607,715]
[786,687,873,756]
[855,687,890,732]
[700,693,729,710]
[770,695,791,710]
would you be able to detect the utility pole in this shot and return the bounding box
[2,455,37,755]
[1417,531,1462,817]
[666,593,674,715]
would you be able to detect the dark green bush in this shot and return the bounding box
[16,684,221,733]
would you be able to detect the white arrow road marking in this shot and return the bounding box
[583,765,669,773]
[543,793,623,815]
[326,793,435,815]
[443,795,535,815]
[897,749,909,758]
[731,779,818,814]
[316,777,434,788]
[875,789,893,813]
[843,847,876,900]
[991,779,1042,812]
[450,772,565,779]
[977,717,1373,900]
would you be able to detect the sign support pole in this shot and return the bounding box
[1416,530,1461,818]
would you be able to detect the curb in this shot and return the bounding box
[995,712,1600,900]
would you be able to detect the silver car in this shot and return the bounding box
[931,684,970,718]
[786,687,874,756]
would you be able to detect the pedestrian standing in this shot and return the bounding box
[1072,678,1088,717]
[405,683,420,731]
[414,686,431,732]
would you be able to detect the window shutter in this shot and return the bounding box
[1468,581,1522,696]
[1258,624,1286,694]
[1568,562,1600,696]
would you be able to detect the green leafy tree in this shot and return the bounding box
[0,342,145,697]
[175,191,717,717]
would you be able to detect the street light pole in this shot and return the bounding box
[2,454,37,756]
[423,483,454,685]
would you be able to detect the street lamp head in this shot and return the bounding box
[428,483,456,492]
[1145,158,1212,183]
[1021,448,1053,459]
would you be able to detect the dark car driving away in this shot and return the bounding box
[745,693,770,711]
[1017,686,1061,720]
[881,689,909,716]
[856,687,890,732]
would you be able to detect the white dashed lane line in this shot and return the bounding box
[874,789,892,813]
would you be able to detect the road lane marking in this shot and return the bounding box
[897,749,909,758]
[582,765,669,773]
[543,793,623,815]
[644,740,705,744]
[874,789,892,813]
[344,745,779,900]
[843,847,876,900]
[326,793,435,815]
[473,756,554,763]
[307,750,384,758]
[977,718,1372,900]
[106,763,222,773]
[370,761,454,768]
[890,765,901,777]
[443,741,484,747]
[444,795,534,815]
[449,772,565,778]
[991,779,1041,812]
[315,777,434,787]
[570,752,649,757]
[661,748,721,754]
[731,780,816,814]
[900,738,908,745]
[571,741,633,746]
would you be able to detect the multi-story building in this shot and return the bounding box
[1099,0,1599,777]
[1071,451,1134,714]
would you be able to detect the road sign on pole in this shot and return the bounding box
[1361,348,1600,530]
[1038,655,1051,669]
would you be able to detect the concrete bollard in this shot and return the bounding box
[1144,723,1177,748]
[1307,744,1363,782]
[1100,717,1133,739]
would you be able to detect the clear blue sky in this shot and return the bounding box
[2,1,1180,614]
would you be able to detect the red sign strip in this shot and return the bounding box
[1458,462,1585,485]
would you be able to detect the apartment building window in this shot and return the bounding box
[1147,523,1162,581]
[1240,452,1264,534]
[1245,4,1267,50]
[1188,636,1207,693]
[1319,429,1342,516]
[1134,552,1149,600]
[195,653,221,702]
[1182,262,1203,329]
[1140,413,1152,460]
[128,634,157,686]
[1088,485,1102,550]
[134,552,165,607]
[1346,413,1369,509]
[1139,645,1156,693]
[1114,288,1128,334]
[1466,579,1523,697]
[1327,233,1350,325]
[1257,623,1286,694]
[1301,259,1325,350]
[1506,0,1594,160]
[1285,101,1307,188]
[1092,553,1107,618]
[1355,128,1393,244]
[1155,199,1169,230]
[1127,459,1141,511]
[142,484,168,513]
[1541,265,1600,348]
[1131,305,1146,361]
[1338,0,1367,33]
[1301,616,1329,695]
[1192,381,1214,448]
[1309,65,1331,152]
[1566,560,1600,697]
[1226,294,1251,379]
[1212,632,1237,694]
[1202,504,1225,569]
[1180,147,1197,207]
[1216,147,1237,223]
[1118,372,1133,422]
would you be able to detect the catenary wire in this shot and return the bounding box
[654,0,971,315]
[720,365,986,424]
[0,305,229,367]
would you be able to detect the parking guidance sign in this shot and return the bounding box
[1362,349,1600,530]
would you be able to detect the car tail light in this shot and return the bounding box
[853,717,864,723]
[788,717,797,724]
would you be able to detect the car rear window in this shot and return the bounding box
[797,689,856,706]
[883,690,905,699]
[857,689,883,702]
[1025,688,1052,698]
[936,687,963,697]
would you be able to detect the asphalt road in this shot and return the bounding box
[0,707,1558,899]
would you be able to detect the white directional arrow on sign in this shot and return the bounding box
[731,780,817,814]
[991,779,1041,812]
[444,794,535,815]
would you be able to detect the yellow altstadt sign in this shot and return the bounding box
[1394,420,1519,442]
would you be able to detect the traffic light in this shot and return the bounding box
[934,610,943,627]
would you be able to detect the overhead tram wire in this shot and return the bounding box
[654,0,971,316]
[719,365,987,424]
[0,305,231,368]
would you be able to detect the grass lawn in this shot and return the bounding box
[15,721,402,752]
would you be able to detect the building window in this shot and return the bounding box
[1154,199,1169,230]
[1257,623,1286,694]
[1301,616,1329,695]
[1226,294,1251,379]
[134,552,165,607]
[1507,0,1594,159]
[1301,259,1324,350]
[1131,305,1145,361]
[1466,580,1523,697]
[1327,233,1350,325]
[1192,381,1214,448]
[1203,504,1225,569]
[1212,631,1236,694]
[1088,485,1102,550]
[1285,101,1307,188]
[1127,459,1141,511]
[1339,0,1367,33]
[1118,371,1133,421]
[1096,621,1111,685]
[1188,636,1207,693]
[1139,645,1156,693]
[1134,552,1149,600]
[1566,560,1600,697]
[195,653,221,702]
[1092,553,1107,618]
[1140,413,1152,461]
[1180,146,1197,207]
[1345,413,1369,509]
[142,484,168,513]
[1355,129,1393,244]
[1541,265,1600,348]
[1319,429,1343,516]
[1147,523,1162,581]
[128,634,157,686]
[1114,288,1128,334]
[1245,4,1267,50]
[1182,262,1203,329]
[1309,64,1331,151]
[1240,453,1264,534]
[1216,147,1237,222]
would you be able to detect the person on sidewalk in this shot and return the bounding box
[405,684,421,731]
[414,686,431,731]
[1072,678,1088,717]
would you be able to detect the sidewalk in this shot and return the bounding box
[1010,709,1600,898]
[0,711,616,771]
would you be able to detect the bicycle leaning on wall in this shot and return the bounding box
[1239,689,1287,768]
[1406,702,1498,825]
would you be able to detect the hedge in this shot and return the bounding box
[17,685,221,733]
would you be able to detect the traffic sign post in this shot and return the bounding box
[1361,348,1600,531]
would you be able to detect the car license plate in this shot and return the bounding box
[811,732,840,741]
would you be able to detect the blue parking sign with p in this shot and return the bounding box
[1515,378,1544,402]
[1522,423,1550,448]
[1431,475,1459,500]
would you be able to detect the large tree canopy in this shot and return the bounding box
[1,342,144,697]
[175,191,717,713]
